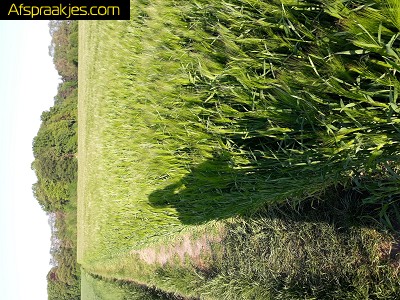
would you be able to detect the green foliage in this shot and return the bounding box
[49,20,78,81]
[32,20,80,300]
[33,21,78,212]
[47,267,80,300]
[54,81,78,105]
[47,214,80,300]
[32,96,77,212]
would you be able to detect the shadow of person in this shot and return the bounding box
[147,145,339,225]
[148,151,268,224]
[148,150,400,239]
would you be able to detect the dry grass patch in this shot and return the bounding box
[132,230,224,270]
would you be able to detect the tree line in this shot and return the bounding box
[32,20,80,300]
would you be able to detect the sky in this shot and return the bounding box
[0,21,60,299]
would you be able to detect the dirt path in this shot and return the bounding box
[131,230,224,271]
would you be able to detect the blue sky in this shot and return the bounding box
[0,21,60,299]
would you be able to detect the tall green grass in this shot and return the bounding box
[82,191,400,299]
[78,0,400,298]
[178,0,400,219]
[202,192,400,299]
[81,269,179,300]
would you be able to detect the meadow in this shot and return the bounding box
[78,0,400,298]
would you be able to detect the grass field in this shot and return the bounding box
[77,11,227,297]
[81,269,182,300]
[78,0,400,298]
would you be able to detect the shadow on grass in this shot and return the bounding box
[148,149,400,231]
[149,164,400,298]
[210,193,400,299]
[147,150,400,298]
[148,151,278,224]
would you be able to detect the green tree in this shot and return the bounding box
[33,19,80,299]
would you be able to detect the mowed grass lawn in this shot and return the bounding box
[78,0,400,299]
